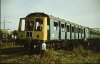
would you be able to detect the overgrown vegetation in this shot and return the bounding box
[0,43,100,64]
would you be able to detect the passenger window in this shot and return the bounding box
[79,28,83,33]
[54,22,58,30]
[72,26,74,32]
[76,27,78,33]
[61,23,65,31]
[79,28,81,33]
[67,25,70,32]
[81,28,83,33]
[35,18,43,31]
[65,24,66,32]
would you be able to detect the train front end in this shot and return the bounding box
[16,12,48,46]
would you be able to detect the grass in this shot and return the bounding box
[0,43,100,64]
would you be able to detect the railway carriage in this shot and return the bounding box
[16,12,100,50]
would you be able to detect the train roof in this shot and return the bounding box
[26,12,49,17]
[26,12,89,28]
[49,15,88,28]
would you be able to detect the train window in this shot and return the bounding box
[75,27,77,32]
[79,28,80,33]
[72,26,74,32]
[84,28,85,33]
[61,23,65,31]
[76,27,78,33]
[67,25,70,32]
[26,21,34,31]
[54,22,58,30]
[81,28,83,33]
[65,24,66,32]
[79,28,83,33]
[34,18,43,31]
[21,19,25,31]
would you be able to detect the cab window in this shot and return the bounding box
[26,21,34,31]
[34,18,43,31]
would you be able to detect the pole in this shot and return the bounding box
[3,19,11,29]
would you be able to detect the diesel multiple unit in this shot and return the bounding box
[16,12,100,50]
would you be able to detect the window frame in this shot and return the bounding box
[34,17,43,31]
[54,21,58,31]
[61,22,65,32]
[67,24,70,32]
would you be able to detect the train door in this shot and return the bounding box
[81,28,84,39]
[75,26,79,40]
[79,27,82,39]
[25,18,34,38]
[47,19,50,40]
[71,25,75,40]
[59,21,61,40]
[60,22,66,40]
[65,23,67,39]
[67,24,70,40]
[50,19,59,40]
[85,28,89,40]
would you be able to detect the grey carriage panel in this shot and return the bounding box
[50,19,59,40]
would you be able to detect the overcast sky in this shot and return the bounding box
[1,0,100,30]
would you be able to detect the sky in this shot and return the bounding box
[1,0,100,30]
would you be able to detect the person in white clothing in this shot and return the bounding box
[41,42,46,57]
[42,42,46,50]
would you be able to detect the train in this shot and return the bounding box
[15,12,100,51]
